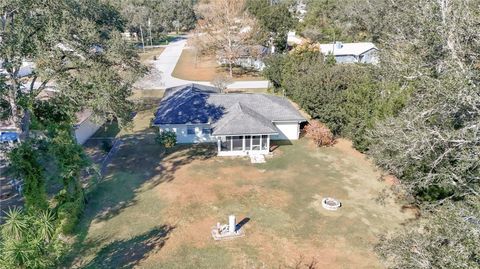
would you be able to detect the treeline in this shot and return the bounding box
[106,0,198,43]
[264,45,408,151]
[264,0,480,267]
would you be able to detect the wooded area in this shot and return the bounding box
[264,1,480,267]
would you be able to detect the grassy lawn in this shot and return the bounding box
[139,47,165,64]
[65,109,414,268]
[172,48,265,81]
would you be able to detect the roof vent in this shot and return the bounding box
[335,41,343,49]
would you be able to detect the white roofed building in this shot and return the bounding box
[319,42,379,64]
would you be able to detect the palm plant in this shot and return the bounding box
[0,208,64,269]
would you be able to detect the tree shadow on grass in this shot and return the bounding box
[64,131,215,267]
[83,225,175,269]
[88,133,216,222]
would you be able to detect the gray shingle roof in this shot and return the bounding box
[212,102,278,135]
[154,84,306,135]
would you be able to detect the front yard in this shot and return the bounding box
[172,48,264,81]
[66,109,414,268]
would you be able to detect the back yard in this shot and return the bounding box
[65,109,414,268]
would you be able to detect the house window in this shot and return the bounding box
[187,126,195,135]
[202,128,212,135]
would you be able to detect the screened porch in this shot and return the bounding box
[216,135,270,156]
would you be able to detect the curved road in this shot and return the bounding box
[137,39,270,89]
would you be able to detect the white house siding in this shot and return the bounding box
[272,122,300,140]
[359,49,379,64]
[335,55,358,63]
[74,118,102,144]
[159,124,215,144]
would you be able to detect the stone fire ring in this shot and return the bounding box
[322,197,341,211]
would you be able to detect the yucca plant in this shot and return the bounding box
[0,208,65,269]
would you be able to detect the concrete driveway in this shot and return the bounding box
[135,38,269,90]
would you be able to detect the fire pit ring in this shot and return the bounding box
[322,197,341,211]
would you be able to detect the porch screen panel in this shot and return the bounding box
[252,135,261,150]
[221,136,232,151]
[261,135,268,150]
[232,136,243,151]
[245,136,251,150]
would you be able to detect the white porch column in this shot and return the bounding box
[242,135,245,151]
[217,139,221,153]
[267,135,270,152]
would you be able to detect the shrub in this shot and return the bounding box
[101,140,113,152]
[305,120,335,147]
[57,197,84,234]
[156,130,177,148]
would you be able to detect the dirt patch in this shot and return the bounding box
[172,48,264,81]
[383,174,400,186]
[333,139,368,160]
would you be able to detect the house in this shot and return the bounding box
[217,45,269,71]
[36,87,102,145]
[120,32,138,42]
[74,109,103,145]
[0,60,35,77]
[153,84,306,156]
[319,42,378,64]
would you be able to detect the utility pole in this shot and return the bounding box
[140,25,145,52]
[148,17,153,46]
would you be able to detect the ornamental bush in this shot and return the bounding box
[156,131,177,148]
[305,120,335,147]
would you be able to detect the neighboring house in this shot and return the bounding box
[153,84,306,156]
[36,87,101,145]
[74,109,103,145]
[319,42,379,64]
[120,32,138,42]
[217,45,269,71]
[0,60,35,78]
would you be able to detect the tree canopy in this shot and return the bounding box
[0,1,145,267]
[246,0,296,52]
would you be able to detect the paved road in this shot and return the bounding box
[136,38,270,90]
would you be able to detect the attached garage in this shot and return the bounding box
[273,121,301,140]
